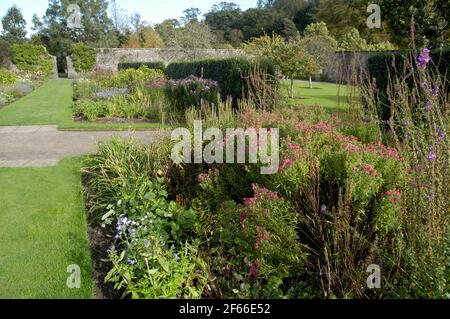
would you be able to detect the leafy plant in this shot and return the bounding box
[70,43,97,73]
[11,44,53,75]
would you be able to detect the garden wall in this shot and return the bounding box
[317,51,378,84]
[67,48,245,78]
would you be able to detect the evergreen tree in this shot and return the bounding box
[1,5,27,43]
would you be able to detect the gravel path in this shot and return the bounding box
[0,125,167,167]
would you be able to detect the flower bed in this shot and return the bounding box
[81,99,445,299]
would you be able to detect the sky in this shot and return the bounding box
[0,0,257,35]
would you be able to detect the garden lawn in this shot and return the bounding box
[281,80,353,114]
[0,79,167,130]
[0,158,93,298]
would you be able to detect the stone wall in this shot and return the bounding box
[315,51,372,84]
[68,48,397,84]
[68,48,246,78]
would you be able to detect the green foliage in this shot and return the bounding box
[360,45,450,298]
[72,66,168,122]
[0,40,12,68]
[367,48,449,121]
[166,57,276,104]
[118,62,166,72]
[165,76,220,111]
[70,43,97,73]
[1,5,27,43]
[11,44,53,75]
[106,66,165,88]
[84,138,207,299]
[0,69,17,84]
[206,188,306,298]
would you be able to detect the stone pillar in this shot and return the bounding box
[67,56,78,79]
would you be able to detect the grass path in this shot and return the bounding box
[0,158,93,298]
[0,79,165,130]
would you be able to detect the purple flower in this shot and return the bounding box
[424,103,432,111]
[426,189,435,202]
[320,205,327,213]
[435,127,446,142]
[428,83,439,97]
[427,151,437,161]
[128,258,137,265]
[417,48,431,68]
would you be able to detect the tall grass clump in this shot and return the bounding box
[359,42,449,297]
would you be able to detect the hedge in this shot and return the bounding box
[367,48,449,121]
[71,43,97,73]
[165,57,276,104]
[11,44,54,75]
[118,62,166,72]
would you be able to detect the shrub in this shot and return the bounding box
[165,75,220,111]
[0,69,17,84]
[104,66,165,88]
[11,44,53,75]
[165,57,276,105]
[200,184,306,298]
[71,43,97,73]
[118,62,166,72]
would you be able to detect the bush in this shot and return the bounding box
[71,43,97,73]
[11,44,53,75]
[165,75,220,111]
[0,69,17,84]
[165,57,276,105]
[119,62,166,72]
[104,66,165,88]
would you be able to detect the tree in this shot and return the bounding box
[1,5,27,43]
[110,0,129,32]
[205,2,242,46]
[293,0,318,33]
[155,19,181,47]
[375,0,450,48]
[181,8,201,26]
[301,23,338,88]
[177,21,215,49]
[339,28,370,51]
[141,27,164,48]
[32,0,117,72]
[122,32,141,48]
[243,35,318,98]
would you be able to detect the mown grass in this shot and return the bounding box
[281,80,353,115]
[0,158,93,298]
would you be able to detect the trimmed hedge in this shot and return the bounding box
[367,48,449,121]
[119,62,166,72]
[11,44,54,75]
[165,57,276,103]
[71,43,97,73]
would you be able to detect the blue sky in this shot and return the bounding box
[0,0,257,35]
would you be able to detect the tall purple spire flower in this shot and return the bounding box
[417,48,432,68]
